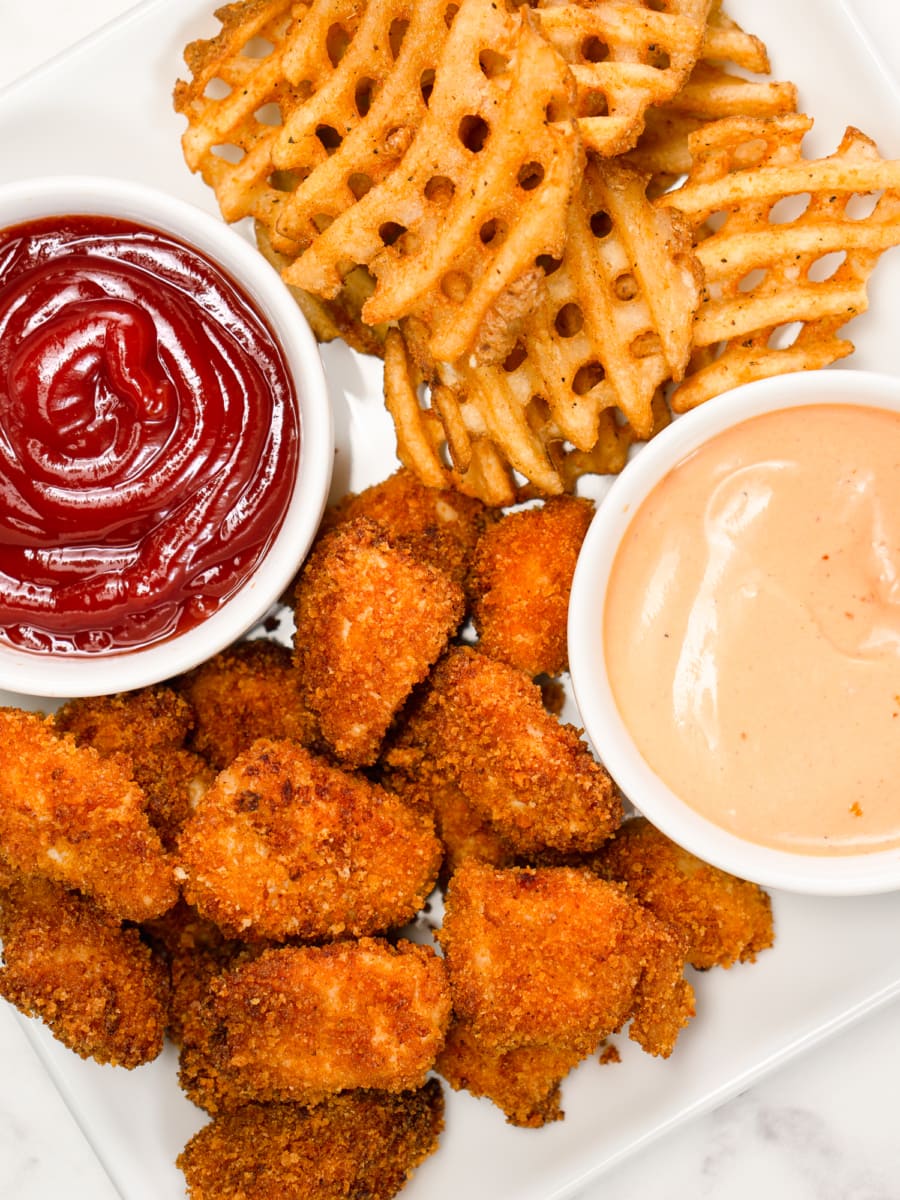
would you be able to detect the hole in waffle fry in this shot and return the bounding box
[424,175,455,203]
[536,254,562,277]
[572,361,606,394]
[650,48,671,70]
[518,162,545,191]
[211,143,244,164]
[528,394,552,426]
[767,322,802,349]
[420,69,436,105]
[545,98,568,122]
[444,3,459,27]
[479,219,504,245]
[379,222,408,247]
[581,36,609,64]
[738,269,768,293]
[614,273,639,301]
[312,212,335,233]
[846,191,883,219]
[348,173,374,200]
[355,78,375,117]
[254,103,282,127]
[459,115,490,153]
[769,194,811,223]
[240,36,274,59]
[316,125,343,153]
[630,331,662,358]
[647,0,667,9]
[325,24,350,67]
[808,251,847,282]
[203,77,231,100]
[268,170,302,193]
[441,271,472,302]
[479,49,510,78]
[503,343,527,372]
[590,211,612,238]
[555,303,584,338]
[733,138,770,170]
[389,18,410,58]
[582,91,609,119]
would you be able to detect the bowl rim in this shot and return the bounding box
[568,367,900,895]
[0,173,334,698]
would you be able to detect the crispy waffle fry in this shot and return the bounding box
[284,0,579,364]
[532,0,712,156]
[660,114,900,411]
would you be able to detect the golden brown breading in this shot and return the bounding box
[0,708,177,921]
[178,939,451,1113]
[325,467,494,587]
[382,648,622,857]
[177,739,441,941]
[55,687,212,851]
[436,1019,584,1127]
[178,1082,444,1200]
[0,875,169,1067]
[438,863,694,1060]
[469,496,594,677]
[589,817,775,969]
[175,639,318,770]
[293,518,465,767]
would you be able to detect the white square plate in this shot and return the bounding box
[2,2,900,1198]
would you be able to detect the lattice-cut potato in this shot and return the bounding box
[532,0,712,156]
[659,113,900,411]
[284,0,579,364]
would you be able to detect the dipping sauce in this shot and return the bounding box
[605,403,900,856]
[0,215,299,655]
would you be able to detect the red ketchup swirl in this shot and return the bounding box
[0,215,300,655]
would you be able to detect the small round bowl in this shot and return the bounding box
[568,368,900,895]
[0,175,333,698]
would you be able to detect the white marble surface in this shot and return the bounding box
[2,3,900,1198]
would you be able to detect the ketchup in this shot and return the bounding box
[0,215,300,655]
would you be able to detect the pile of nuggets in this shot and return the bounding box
[0,468,774,1199]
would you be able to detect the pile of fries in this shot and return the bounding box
[175,0,900,503]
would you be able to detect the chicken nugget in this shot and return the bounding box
[383,648,622,857]
[293,518,465,767]
[469,496,594,677]
[55,687,212,851]
[175,639,318,770]
[0,875,169,1067]
[326,467,494,586]
[177,739,441,940]
[179,939,451,1111]
[590,817,775,969]
[178,1081,444,1200]
[438,862,694,1059]
[0,708,177,921]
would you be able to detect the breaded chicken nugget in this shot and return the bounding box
[179,939,451,1112]
[383,648,622,856]
[175,639,318,770]
[0,875,169,1067]
[469,496,594,677]
[177,739,441,940]
[0,708,177,921]
[436,1020,584,1127]
[438,862,694,1059]
[178,1081,444,1200]
[326,467,493,586]
[55,687,212,851]
[590,817,775,969]
[293,518,465,767]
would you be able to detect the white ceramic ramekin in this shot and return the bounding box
[569,368,900,895]
[0,175,333,697]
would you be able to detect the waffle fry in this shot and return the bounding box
[660,114,900,411]
[284,0,579,364]
[533,0,712,156]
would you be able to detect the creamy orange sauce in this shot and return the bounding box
[605,404,900,855]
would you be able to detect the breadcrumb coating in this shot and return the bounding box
[177,738,441,940]
[0,708,177,921]
[293,518,465,766]
[0,875,168,1066]
[383,647,622,856]
[469,495,594,677]
[178,1081,444,1200]
[590,817,775,969]
[175,640,318,770]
